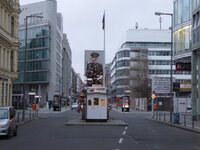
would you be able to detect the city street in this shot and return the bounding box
[1,109,200,150]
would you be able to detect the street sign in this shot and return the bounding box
[151,94,156,99]
[152,77,174,94]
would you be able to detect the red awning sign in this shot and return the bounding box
[176,63,191,71]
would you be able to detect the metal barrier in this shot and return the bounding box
[152,111,200,130]
[16,109,39,124]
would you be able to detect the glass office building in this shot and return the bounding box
[13,21,50,106]
[173,0,192,58]
[16,24,50,83]
[173,0,192,99]
[192,0,200,120]
[12,0,64,107]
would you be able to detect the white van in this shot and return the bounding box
[0,106,18,138]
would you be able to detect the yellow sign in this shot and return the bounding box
[151,94,156,99]
[101,99,106,106]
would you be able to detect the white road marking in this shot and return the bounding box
[125,126,128,130]
[126,135,138,144]
[118,138,123,144]
[115,149,120,150]
[123,131,126,135]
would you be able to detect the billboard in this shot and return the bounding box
[85,50,105,86]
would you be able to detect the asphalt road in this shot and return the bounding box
[1,109,200,150]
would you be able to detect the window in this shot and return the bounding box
[11,16,14,36]
[2,83,4,106]
[116,60,130,68]
[10,51,14,71]
[94,98,99,105]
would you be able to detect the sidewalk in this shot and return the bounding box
[38,106,70,113]
[147,111,200,134]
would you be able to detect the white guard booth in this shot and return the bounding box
[86,86,107,121]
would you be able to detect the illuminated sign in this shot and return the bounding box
[176,63,191,71]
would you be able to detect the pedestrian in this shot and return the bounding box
[154,103,157,110]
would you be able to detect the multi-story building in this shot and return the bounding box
[192,0,200,120]
[105,63,112,100]
[62,33,72,103]
[71,68,77,103]
[0,0,19,106]
[173,0,192,96]
[76,73,82,99]
[110,29,190,110]
[13,0,64,105]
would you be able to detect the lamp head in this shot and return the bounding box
[155,12,162,16]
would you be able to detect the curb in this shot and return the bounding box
[17,117,38,126]
[38,108,70,113]
[145,117,200,134]
[112,108,152,114]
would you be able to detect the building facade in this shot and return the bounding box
[173,0,192,94]
[110,29,190,110]
[192,0,200,120]
[13,0,64,106]
[71,68,77,103]
[172,0,192,113]
[62,33,72,103]
[0,0,19,106]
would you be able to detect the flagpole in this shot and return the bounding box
[103,10,105,56]
[103,10,106,86]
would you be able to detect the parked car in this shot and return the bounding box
[0,106,18,138]
[71,103,78,109]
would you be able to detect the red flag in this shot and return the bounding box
[102,13,105,30]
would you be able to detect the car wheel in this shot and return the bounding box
[13,126,18,136]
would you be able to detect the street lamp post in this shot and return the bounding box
[155,12,173,122]
[22,15,43,121]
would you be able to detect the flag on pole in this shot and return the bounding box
[102,12,105,30]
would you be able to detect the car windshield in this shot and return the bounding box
[0,109,8,119]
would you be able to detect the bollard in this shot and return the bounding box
[184,114,186,127]
[156,111,158,120]
[29,110,31,119]
[17,111,20,122]
[159,111,161,120]
[32,110,34,118]
[162,112,164,121]
[192,118,194,128]
[164,112,166,121]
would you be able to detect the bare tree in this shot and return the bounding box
[129,48,151,110]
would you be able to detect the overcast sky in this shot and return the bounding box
[20,0,173,78]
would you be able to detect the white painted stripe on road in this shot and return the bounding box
[118,138,123,144]
[125,126,128,130]
[115,149,120,150]
[126,135,138,144]
[123,131,126,135]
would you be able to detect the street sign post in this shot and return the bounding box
[151,93,156,118]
